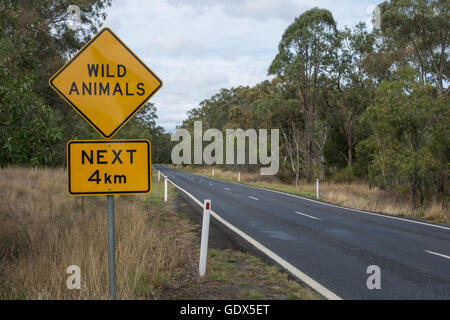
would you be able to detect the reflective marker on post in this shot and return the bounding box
[199,199,211,277]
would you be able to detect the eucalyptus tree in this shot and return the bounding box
[266,78,306,185]
[269,8,338,183]
[326,23,375,169]
[0,0,113,166]
[361,69,448,208]
[377,0,449,96]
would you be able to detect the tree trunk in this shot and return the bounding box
[307,140,312,183]
[420,177,425,207]
[411,176,418,209]
[347,132,353,168]
[319,158,325,180]
[439,42,445,97]
[306,106,312,184]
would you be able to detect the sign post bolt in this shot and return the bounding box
[199,200,211,277]
[164,177,168,202]
[107,195,116,300]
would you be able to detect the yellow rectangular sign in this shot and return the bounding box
[67,140,151,195]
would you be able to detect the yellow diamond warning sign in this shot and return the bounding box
[67,140,151,195]
[49,28,162,139]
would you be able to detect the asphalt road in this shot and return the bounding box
[154,165,450,300]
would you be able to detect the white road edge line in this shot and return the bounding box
[178,170,450,231]
[165,176,342,300]
[425,250,450,260]
[296,211,322,221]
[224,188,230,191]
[248,196,259,201]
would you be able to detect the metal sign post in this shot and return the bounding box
[107,195,116,300]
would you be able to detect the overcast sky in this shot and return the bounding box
[103,0,380,132]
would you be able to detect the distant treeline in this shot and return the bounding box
[0,0,172,168]
[179,1,449,209]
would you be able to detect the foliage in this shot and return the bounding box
[376,0,449,96]
[180,4,448,208]
[0,0,172,166]
[360,69,449,207]
[0,68,62,167]
[1,1,448,208]
[115,103,173,164]
[0,3,63,167]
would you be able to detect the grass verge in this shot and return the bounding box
[164,249,319,300]
[0,167,195,299]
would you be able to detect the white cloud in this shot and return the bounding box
[146,35,210,58]
[103,0,379,132]
[168,0,308,22]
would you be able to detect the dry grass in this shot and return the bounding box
[316,183,448,222]
[166,248,319,300]
[0,167,196,299]
[207,249,319,300]
[174,165,449,223]
[180,166,281,185]
[0,166,320,300]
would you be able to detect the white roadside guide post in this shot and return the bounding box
[164,176,168,202]
[238,171,241,182]
[316,178,319,199]
[212,168,214,177]
[199,200,212,277]
[158,170,160,181]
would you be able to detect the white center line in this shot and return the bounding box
[295,211,322,221]
[425,250,450,260]
[224,188,230,191]
[209,183,214,186]
[248,196,259,201]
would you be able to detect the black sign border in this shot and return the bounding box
[49,28,163,139]
[67,139,151,195]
